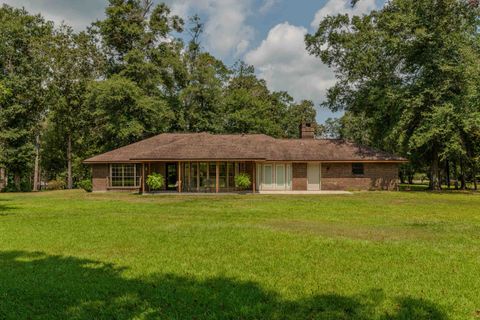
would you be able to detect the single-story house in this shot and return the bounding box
[83,124,407,193]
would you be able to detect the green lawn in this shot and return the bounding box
[1,191,479,319]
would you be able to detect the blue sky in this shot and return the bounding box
[1,0,383,123]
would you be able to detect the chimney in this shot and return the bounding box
[300,122,315,139]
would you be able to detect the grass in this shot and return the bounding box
[0,190,479,319]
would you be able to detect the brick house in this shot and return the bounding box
[83,124,407,193]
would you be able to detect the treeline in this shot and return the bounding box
[0,1,317,191]
[311,0,480,190]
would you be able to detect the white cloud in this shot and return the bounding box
[169,0,254,58]
[311,0,377,28]
[0,0,105,31]
[259,0,279,14]
[245,22,338,120]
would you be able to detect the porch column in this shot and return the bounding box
[252,162,256,193]
[216,162,219,193]
[178,161,182,193]
[141,163,145,194]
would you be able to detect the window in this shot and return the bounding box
[352,163,364,175]
[110,164,140,187]
[219,162,227,188]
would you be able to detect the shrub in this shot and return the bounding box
[77,179,93,192]
[46,179,66,190]
[146,173,164,191]
[235,173,251,189]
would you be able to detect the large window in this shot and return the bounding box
[110,164,141,187]
[352,163,364,175]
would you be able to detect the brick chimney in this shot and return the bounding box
[300,122,315,139]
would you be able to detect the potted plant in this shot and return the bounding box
[235,173,251,192]
[146,173,165,193]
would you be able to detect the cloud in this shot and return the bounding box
[245,22,338,120]
[311,0,377,28]
[0,0,105,31]
[168,0,254,58]
[259,0,279,14]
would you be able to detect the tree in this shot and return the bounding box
[177,15,230,133]
[44,26,103,189]
[84,75,174,153]
[0,5,53,190]
[306,0,480,189]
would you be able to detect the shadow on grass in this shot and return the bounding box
[0,251,447,319]
[0,198,15,216]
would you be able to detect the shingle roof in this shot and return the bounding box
[83,132,407,163]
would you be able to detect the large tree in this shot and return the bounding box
[43,26,103,189]
[0,5,53,190]
[306,0,480,189]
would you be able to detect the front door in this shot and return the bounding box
[166,163,178,190]
[307,163,320,191]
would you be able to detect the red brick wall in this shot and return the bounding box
[292,163,308,191]
[321,163,399,191]
[92,164,109,191]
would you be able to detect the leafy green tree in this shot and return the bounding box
[306,0,480,189]
[84,75,174,153]
[176,15,230,133]
[43,26,104,189]
[0,5,53,190]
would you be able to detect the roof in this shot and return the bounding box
[83,132,407,163]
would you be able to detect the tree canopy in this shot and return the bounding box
[307,0,480,189]
[0,1,317,191]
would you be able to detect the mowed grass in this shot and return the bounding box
[0,191,480,319]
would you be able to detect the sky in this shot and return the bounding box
[0,0,383,123]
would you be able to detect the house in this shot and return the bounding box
[83,124,407,193]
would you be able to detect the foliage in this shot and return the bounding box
[46,179,66,190]
[306,0,480,189]
[77,179,93,193]
[0,5,53,189]
[146,173,165,191]
[234,173,251,189]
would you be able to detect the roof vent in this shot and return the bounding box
[300,122,315,139]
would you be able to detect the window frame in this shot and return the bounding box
[110,163,140,187]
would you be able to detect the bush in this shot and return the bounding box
[46,179,66,191]
[235,173,251,189]
[77,179,93,192]
[146,173,164,191]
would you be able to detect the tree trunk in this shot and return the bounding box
[460,159,466,190]
[453,160,459,190]
[399,169,405,184]
[445,159,450,189]
[67,134,73,189]
[14,173,20,190]
[429,149,441,190]
[33,134,40,191]
[473,164,478,191]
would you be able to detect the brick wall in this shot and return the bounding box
[321,163,399,191]
[292,163,308,191]
[92,164,109,191]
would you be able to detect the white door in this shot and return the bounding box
[275,164,285,190]
[307,163,320,191]
[263,164,273,190]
